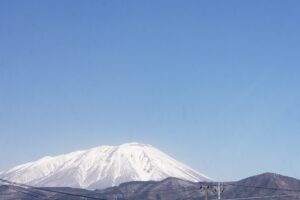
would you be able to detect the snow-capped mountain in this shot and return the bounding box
[0,143,212,189]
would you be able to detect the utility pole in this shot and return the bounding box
[205,186,209,200]
[216,182,224,200]
[201,184,224,200]
[217,182,221,200]
[200,185,210,200]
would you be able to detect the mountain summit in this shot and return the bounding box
[0,143,211,189]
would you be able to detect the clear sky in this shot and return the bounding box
[1,0,300,181]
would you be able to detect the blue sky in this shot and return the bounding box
[1,0,300,181]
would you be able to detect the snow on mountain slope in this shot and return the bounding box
[0,143,212,189]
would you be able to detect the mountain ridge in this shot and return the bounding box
[1,172,300,200]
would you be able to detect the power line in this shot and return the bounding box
[147,186,200,194]
[226,183,300,193]
[211,194,298,200]
[0,178,107,200]
[181,189,202,200]
[1,177,208,199]
[0,185,44,199]
[1,181,47,199]
[3,178,300,200]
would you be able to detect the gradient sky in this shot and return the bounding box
[1,0,300,181]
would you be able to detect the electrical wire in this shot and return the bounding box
[226,182,300,193]
[3,178,300,200]
[0,185,43,199]
[0,177,205,199]
[180,189,203,200]
[147,186,200,194]
[1,181,48,199]
[0,178,107,200]
[211,193,298,200]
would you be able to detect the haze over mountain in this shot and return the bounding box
[0,143,211,189]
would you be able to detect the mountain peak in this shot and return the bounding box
[120,142,151,146]
[0,143,212,189]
